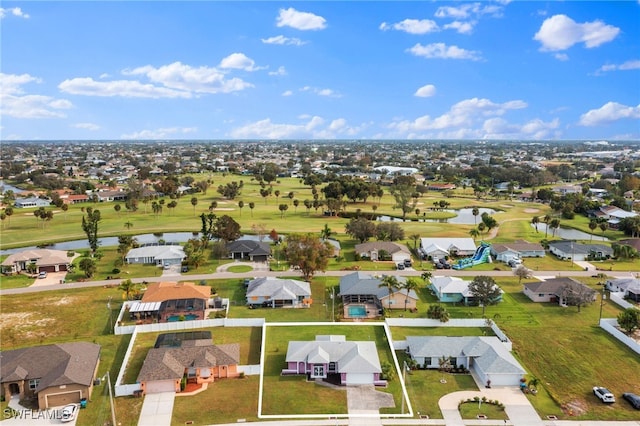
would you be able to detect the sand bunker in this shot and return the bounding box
[523,208,540,213]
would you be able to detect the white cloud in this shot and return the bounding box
[579,102,640,126]
[554,53,569,61]
[269,66,287,76]
[0,73,72,118]
[59,77,193,98]
[388,97,527,135]
[219,53,263,71]
[300,86,341,98]
[0,7,30,19]
[281,90,293,96]
[443,21,475,34]
[276,8,326,31]
[534,14,620,51]
[407,43,482,61]
[261,35,306,46]
[596,60,640,74]
[122,61,254,94]
[229,116,365,139]
[379,19,439,34]
[72,122,100,131]
[121,127,197,140]
[414,84,437,97]
[481,117,560,140]
[435,3,504,19]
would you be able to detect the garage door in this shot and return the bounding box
[45,390,81,408]
[346,373,372,385]
[145,380,176,394]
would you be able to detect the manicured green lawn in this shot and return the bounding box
[171,376,260,425]
[261,324,399,416]
[225,264,254,273]
[459,399,507,420]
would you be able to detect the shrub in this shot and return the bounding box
[112,268,120,274]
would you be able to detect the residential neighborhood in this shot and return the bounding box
[1,139,639,426]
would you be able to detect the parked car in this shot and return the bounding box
[181,266,189,273]
[396,263,405,270]
[508,258,523,267]
[38,271,47,279]
[403,259,412,267]
[60,403,78,422]
[434,262,444,269]
[593,386,616,403]
[622,392,640,409]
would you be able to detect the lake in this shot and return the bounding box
[378,208,498,224]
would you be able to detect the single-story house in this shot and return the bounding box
[355,241,411,262]
[137,282,211,322]
[281,335,387,386]
[405,336,526,387]
[137,337,240,395]
[1,249,71,274]
[94,190,127,202]
[420,238,476,260]
[339,272,418,316]
[606,278,640,302]
[0,342,101,409]
[523,277,597,305]
[14,197,51,208]
[491,240,545,262]
[323,239,341,257]
[125,244,186,266]
[431,276,503,305]
[226,240,271,262]
[246,277,311,308]
[548,240,613,261]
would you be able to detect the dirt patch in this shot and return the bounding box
[523,208,540,214]
[0,312,55,339]
[213,208,235,211]
[53,296,77,306]
[562,399,587,416]
[500,204,514,208]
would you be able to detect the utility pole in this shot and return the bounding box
[598,286,606,326]
[104,372,117,426]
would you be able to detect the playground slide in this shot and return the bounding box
[452,242,492,270]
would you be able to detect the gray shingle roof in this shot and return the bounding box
[339,272,414,300]
[246,277,311,299]
[0,342,100,391]
[285,336,381,374]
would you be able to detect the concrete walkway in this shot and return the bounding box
[137,392,175,426]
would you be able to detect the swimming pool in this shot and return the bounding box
[167,314,198,322]
[348,305,367,318]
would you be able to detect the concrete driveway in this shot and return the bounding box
[137,392,175,426]
[346,385,395,426]
[31,271,67,287]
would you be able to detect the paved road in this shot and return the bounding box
[2,266,637,296]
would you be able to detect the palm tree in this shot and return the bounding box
[469,228,480,241]
[238,200,244,217]
[249,201,255,217]
[191,197,198,216]
[543,214,552,238]
[402,278,419,311]
[379,275,399,312]
[531,216,539,232]
[409,233,420,251]
[472,207,480,224]
[421,271,433,283]
[588,220,598,242]
[320,223,333,240]
[550,218,561,237]
[118,279,138,300]
[124,221,133,230]
[599,222,607,238]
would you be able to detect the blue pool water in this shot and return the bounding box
[167,314,198,322]
[348,305,367,318]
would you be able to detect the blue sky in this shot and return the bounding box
[1,1,639,141]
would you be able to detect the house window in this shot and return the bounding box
[29,379,40,390]
[538,294,545,297]
[329,362,336,372]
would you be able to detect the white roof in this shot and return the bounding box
[129,301,162,312]
[420,238,476,252]
[125,245,185,260]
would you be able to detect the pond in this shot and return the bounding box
[378,208,499,224]
[531,223,609,241]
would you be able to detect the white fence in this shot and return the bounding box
[599,318,640,355]
[386,318,512,351]
[114,318,265,396]
[609,292,634,310]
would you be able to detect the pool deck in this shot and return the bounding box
[343,303,380,320]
